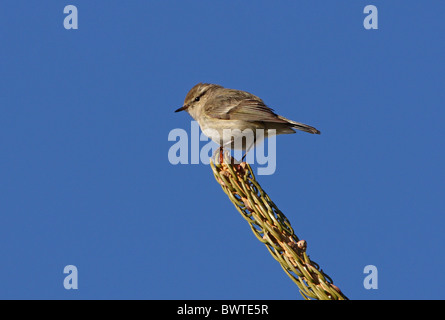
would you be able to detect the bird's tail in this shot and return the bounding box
[278,116,321,135]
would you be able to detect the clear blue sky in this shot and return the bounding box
[1,1,444,299]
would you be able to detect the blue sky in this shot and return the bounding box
[1,1,444,299]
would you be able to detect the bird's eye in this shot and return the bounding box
[195,97,200,102]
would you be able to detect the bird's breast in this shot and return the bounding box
[198,118,266,149]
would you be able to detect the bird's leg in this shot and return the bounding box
[219,146,224,164]
[211,146,225,164]
[241,137,256,162]
[241,150,248,162]
[219,140,235,164]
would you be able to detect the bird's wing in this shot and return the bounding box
[205,93,288,123]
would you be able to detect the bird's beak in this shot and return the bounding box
[174,105,189,113]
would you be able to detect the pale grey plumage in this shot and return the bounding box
[175,83,320,150]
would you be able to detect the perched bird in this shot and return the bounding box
[175,83,320,159]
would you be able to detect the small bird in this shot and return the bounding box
[175,83,320,159]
